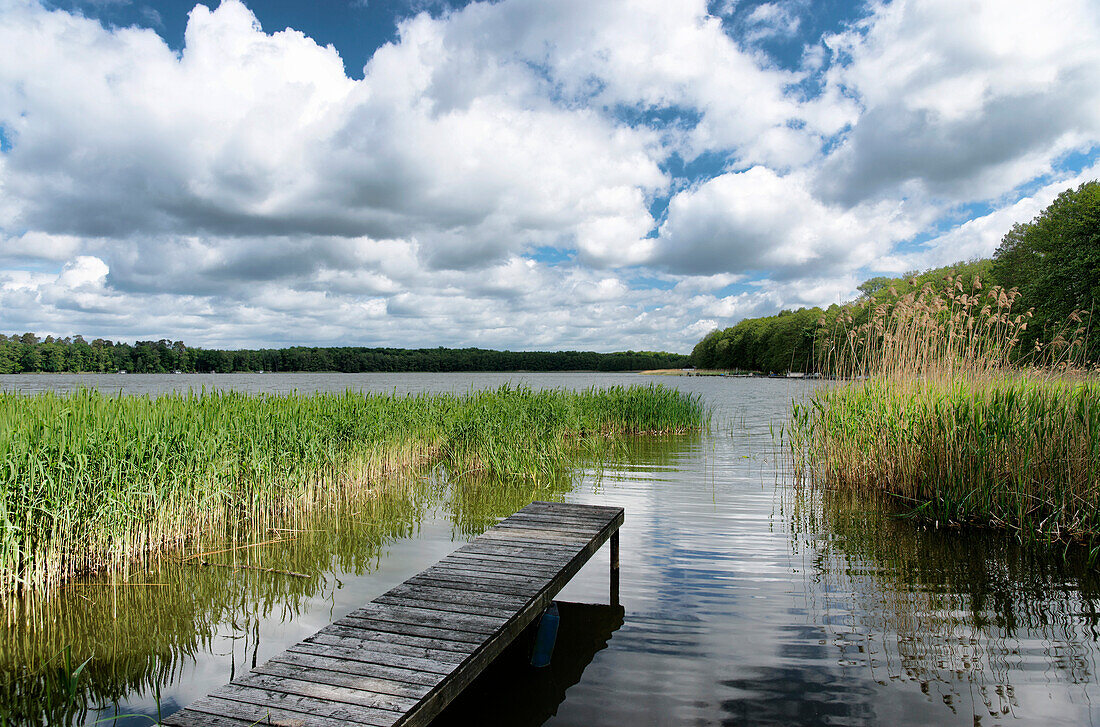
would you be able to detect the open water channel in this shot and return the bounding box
[3,372,1100,726]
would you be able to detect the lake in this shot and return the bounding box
[2,372,1099,726]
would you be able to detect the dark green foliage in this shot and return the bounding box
[857,276,892,298]
[993,180,1100,360]
[0,336,689,375]
[691,308,823,373]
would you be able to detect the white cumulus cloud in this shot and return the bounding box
[0,0,1097,352]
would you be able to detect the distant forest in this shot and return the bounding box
[691,180,1100,373]
[0,337,689,375]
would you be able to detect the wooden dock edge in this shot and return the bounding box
[397,506,623,727]
[160,502,624,727]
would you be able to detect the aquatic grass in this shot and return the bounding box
[794,376,1100,539]
[792,274,1100,541]
[0,384,704,594]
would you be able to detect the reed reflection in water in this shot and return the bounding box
[0,464,586,727]
[788,486,1100,723]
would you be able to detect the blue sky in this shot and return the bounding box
[2,0,1098,351]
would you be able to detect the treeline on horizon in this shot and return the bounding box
[692,180,1100,373]
[0,336,690,375]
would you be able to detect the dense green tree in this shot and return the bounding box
[41,343,66,372]
[993,180,1100,360]
[0,342,20,374]
[20,344,43,372]
[857,276,892,298]
[0,337,688,375]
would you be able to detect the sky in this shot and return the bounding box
[0,0,1098,353]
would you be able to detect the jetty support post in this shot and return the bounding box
[610,530,620,607]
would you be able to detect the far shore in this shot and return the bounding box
[639,368,736,376]
[639,368,828,379]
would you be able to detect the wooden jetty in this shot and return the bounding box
[163,501,624,727]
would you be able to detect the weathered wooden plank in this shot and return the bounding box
[431,563,560,584]
[492,520,604,536]
[442,554,567,576]
[474,530,588,548]
[456,536,575,554]
[452,541,572,563]
[460,533,582,551]
[442,552,565,576]
[342,603,504,634]
[420,561,553,585]
[350,600,507,627]
[524,500,621,514]
[404,573,542,599]
[486,529,595,546]
[328,615,488,643]
[160,712,268,727]
[218,680,409,719]
[489,519,596,535]
[297,631,470,667]
[380,582,529,610]
[505,510,611,525]
[522,501,620,516]
[290,639,455,676]
[452,546,569,567]
[208,685,400,727]
[451,540,581,559]
[236,672,420,714]
[306,623,478,654]
[177,693,387,727]
[463,538,590,558]
[278,646,449,687]
[461,530,583,548]
[453,539,580,560]
[407,574,544,601]
[491,521,599,538]
[419,562,552,588]
[491,518,599,534]
[518,507,621,527]
[373,593,516,619]
[259,654,436,697]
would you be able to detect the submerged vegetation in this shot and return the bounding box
[0,385,705,594]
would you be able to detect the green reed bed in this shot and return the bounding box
[793,377,1100,540]
[792,274,1099,542]
[0,385,704,594]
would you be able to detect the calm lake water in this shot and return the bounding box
[3,372,1100,726]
